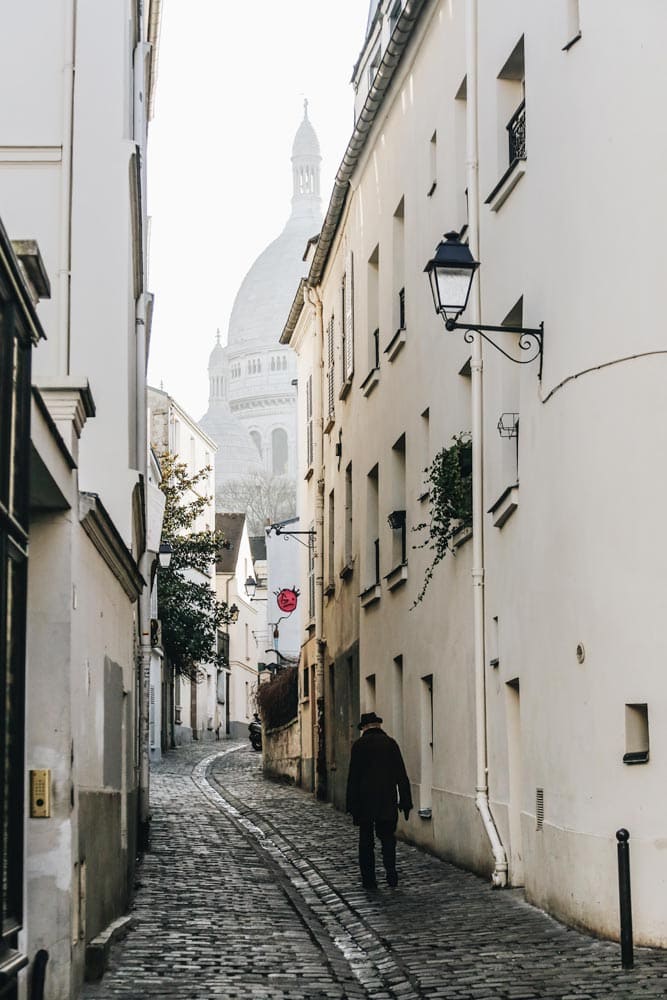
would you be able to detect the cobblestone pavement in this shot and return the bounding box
[81,742,667,1000]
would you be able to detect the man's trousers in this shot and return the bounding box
[358,818,397,885]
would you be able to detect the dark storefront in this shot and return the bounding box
[0,225,45,994]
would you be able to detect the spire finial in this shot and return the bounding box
[304,97,309,119]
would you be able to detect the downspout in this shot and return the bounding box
[306,284,327,801]
[466,0,508,888]
[61,0,76,374]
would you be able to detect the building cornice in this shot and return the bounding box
[80,492,145,602]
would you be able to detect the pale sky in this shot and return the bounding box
[147,0,370,420]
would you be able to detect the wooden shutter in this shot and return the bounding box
[306,374,313,466]
[344,251,354,379]
[326,314,335,417]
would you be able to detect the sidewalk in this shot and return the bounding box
[81,743,667,999]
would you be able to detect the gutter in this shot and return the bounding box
[280,0,429,348]
[308,0,429,287]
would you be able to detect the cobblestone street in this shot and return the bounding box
[81,743,667,1000]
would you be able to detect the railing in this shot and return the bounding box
[507,100,526,164]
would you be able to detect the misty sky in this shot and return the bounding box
[147,0,369,420]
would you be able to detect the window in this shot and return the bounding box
[307,528,315,620]
[389,0,402,34]
[367,245,379,371]
[624,704,649,764]
[305,374,313,468]
[250,430,263,460]
[303,665,310,700]
[366,464,379,586]
[420,675,434,812]
[344,463,353,568]
[326,314,335,423]
[272,428,288,476]
[497,36,526,170]
[365,673,376,713]
[392,198,405,337]
[368,46,380,90]
[390,434,407,567]
[393,655,404,746]
[454,77,468,228]
[327,489,335,588]
[563,0,581,50]
[428,131,437,197]
[341,252,354,386]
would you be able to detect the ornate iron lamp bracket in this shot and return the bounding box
[267,523,316,548]
[443,317,544,379]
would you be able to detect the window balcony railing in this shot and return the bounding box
[507,100,526,164]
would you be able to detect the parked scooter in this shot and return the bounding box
[248,713,262,752]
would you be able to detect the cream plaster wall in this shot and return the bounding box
[288,0,667,946]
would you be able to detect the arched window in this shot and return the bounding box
[272,428,288,476]
[250,431,263,459]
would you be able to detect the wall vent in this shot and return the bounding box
[536,788,544,831]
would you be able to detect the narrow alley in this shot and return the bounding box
[81,745,667,1000]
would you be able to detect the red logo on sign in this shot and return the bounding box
[276,588,299,614]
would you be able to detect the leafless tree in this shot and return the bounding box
[217,471,296,535]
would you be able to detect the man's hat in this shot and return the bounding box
[358,711,383,729]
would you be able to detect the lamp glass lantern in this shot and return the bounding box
[158,541,173,569]
[424,231,479,327]
[228,603,240,624]
[244,575,257,600]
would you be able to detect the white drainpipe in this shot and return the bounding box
[60,0,75,373]
[305,284,327,800]
[466,0,508,888]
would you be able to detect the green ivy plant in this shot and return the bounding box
[412,432,473,606]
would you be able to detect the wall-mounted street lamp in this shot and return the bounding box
[158,541,173,569]
[497,413,519,439]
[425,231,544,377]
[244,576,268,602]
[387,509,406,530]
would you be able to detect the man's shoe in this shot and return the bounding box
[362,879,378,889]
[387,872,399,887]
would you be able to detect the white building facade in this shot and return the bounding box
[0,1,162,995]
[148,387,220,748]
[283,0,667,948]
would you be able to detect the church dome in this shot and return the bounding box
[199,404,262,484]
[292,106,321,159]
[208,328,225,369]
[227,103,322,348]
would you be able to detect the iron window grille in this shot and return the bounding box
[507,100,526,164]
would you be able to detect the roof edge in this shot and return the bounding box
[309,0,429,287]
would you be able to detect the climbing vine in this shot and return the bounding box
[412,433,473,606]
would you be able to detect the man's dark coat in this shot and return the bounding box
[346,727,413,825]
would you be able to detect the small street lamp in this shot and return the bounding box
[244,575,257,600]
[425,230,544,375]
[158,540,173,569]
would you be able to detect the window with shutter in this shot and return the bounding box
[343,251,354,382]
[306,374,313,467]
[326,314,335,419]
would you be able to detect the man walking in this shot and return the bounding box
[346,711,413,889]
